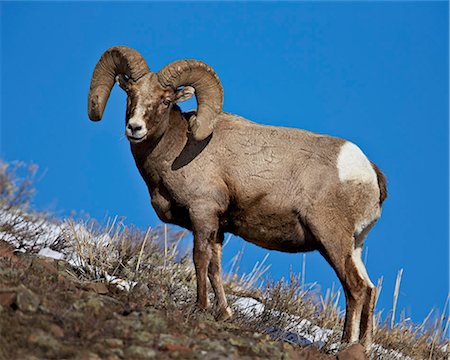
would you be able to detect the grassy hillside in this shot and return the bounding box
[0,162,447,360]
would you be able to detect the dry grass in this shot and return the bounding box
[0,160,448,359]
[62,218,195,291]
[223,241,448,358]
[0,160,37,210]
[0,161,67,253]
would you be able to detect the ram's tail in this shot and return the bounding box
[371,162,388,205]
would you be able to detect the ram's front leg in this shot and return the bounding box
[208,236,233,321]
[190,204,218,310]
[193,238,211,309]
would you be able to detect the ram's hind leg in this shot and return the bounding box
[355,225,377,349]
[317,230,371,347]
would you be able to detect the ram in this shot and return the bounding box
[88,46,387,351]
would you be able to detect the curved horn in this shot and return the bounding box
[157,60,223,141]
[88,46,150,121]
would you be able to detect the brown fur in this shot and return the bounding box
[371,162,388,205]
[88,53,387,352]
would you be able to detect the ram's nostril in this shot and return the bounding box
[127,123,143,133]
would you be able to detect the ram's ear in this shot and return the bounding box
[174,86,195,103]
[115,74,132,91]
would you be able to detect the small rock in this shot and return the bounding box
[85,296,104,315]
[16,287,40,312]
[38,304,51,314]
[126,346,157,359]
[229,337,246,347]
[0,291,16,307]
[127,318,144,331]
[49,324,64,338]
[74,351,102,360]
[106,355,121,360]
[104,338,124,348]
[111,348,124,358]
[157,333,192,353]
[73,299,85,311]
[114,322,131,338]
[136,331,154,343]
[159,334,179,344]
[160,343,191,353]
[87,282,109,294]
[27,330,60,352]
[169,351,181,359]
[198,339,226,353]
[91,343,111,356]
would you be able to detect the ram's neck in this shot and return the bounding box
[130,106,189,189]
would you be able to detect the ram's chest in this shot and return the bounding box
[150,182,191,229]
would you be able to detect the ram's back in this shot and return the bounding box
[213,114,344,207]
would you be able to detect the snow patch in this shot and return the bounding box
[233,297,265,317]
[38,247,64,260]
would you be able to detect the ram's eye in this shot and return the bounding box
[162,98,171,107]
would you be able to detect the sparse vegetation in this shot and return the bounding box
[0,161,448,359]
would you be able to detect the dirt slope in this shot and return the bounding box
[0,240,369,360]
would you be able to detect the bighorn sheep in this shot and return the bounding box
[88,46,387,351]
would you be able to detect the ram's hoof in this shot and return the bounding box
[216,306,233,321]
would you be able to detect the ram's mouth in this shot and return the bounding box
[127,134,147,143]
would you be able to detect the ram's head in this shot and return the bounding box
[87,46,223,142]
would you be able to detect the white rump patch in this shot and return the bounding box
[337,142,377,185]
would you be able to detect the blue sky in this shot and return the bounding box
[1,2,448,325]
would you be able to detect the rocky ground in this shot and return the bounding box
[0,240,369,360]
